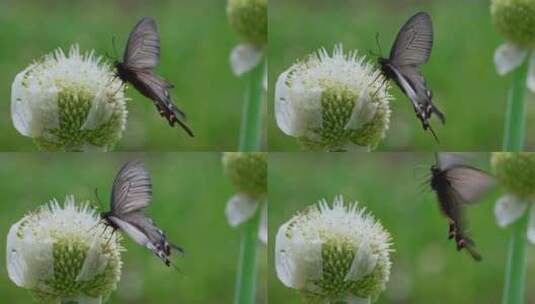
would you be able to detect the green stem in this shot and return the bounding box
[503,60,528,151]
[233,208,262,304]
[501,58,529,304]
[502,205,531,304]
[238,59,265,151]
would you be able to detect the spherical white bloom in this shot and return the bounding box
[6,196,122,304]
[11,45,127,151]
[275,196,392,303]
[275,45,391,151]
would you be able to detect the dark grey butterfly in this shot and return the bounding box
[115,17,194,137]
[429,153,494,261]
[101,160,183,267]
[378,12,444,141]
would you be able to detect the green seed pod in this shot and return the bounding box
[222,152,267,198]
[227,0,267,45]
[491,0,535,47]
[492,152,535,199]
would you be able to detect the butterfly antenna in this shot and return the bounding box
[412,164,430,180]
[111,35,119,59]
[171,243,185,256]
[94,187,103,210]
[375,32,384,56]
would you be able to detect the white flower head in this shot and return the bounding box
[11,45,128,151]
[6,196,123,304]
[275,45,391,151]
[275,196,393,303]
[492,0,535,91]
[492,152,535,243]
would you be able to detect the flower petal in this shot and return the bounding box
[225,194,258,227]
[344,86,377,130]
[229,43,263,76]
[258,203,267,245]
[345,238,378,282]
[527,206,535,244]
[275,221,322,289]
[82,88,117,130]
[494,42,527,75]
[274,70,322,137]
[76,236,109,282]
[6,216,54,288]
[527,52,535,93]
[11,69,60,137]
[494,194,527,227]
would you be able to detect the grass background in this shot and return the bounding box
[268,153,535,303]
[268,0,535,151]
[0,153,267,303]
[0,0,259,151]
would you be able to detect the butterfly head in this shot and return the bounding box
[377,57,387,65]
[429,164,443,190]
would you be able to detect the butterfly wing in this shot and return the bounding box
[123,17,160,69]
[390,12,433,66]
[432,171,482,261]
[107,215,151,247]
[108,213,183,266]
[110,160,153,215]
[445,166,495,203]
[129,68,194,136]
[387,65,426,109]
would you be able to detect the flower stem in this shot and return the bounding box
[501,59,529,304]
[238,59,265,151]
[502,204,531,304]
[503,59,528,151]
[233,208,261,304]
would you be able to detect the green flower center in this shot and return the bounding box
[301,238,388,303]
[492,0,535,47]
[223,152,267,198]
[34,85,126,151]
[299,86,389,151]
[32,236,121,303]
[227,0,267,45]
[492,152,535,198]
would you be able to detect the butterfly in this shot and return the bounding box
[100,160,183,267]
[378,12,444,141]
[429,153,494,261]
[114,17,194,137]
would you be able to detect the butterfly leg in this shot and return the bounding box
[87,220,103,233]
[371,78,388,99]
[104,228,117,247]
[110,80,125,98]
[448,221,455,240]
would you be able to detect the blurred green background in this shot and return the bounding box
[268,153,535,303]
[0,0,258,151]
[268,0,535,151]
[0,153,267,303]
